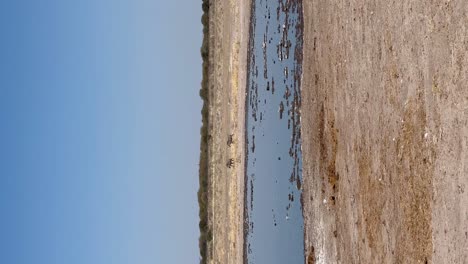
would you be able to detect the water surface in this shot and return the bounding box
[244,0,304,263]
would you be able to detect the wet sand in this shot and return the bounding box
[300,1,468,263]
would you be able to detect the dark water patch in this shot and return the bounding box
[244,0,304,263]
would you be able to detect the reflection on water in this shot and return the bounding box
[244,0,304,263]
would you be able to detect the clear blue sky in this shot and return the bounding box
[0,0,202,263]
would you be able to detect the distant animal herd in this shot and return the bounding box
[226,134,235,168]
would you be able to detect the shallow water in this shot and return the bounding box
[244,0,304,263]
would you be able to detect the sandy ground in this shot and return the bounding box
[300,1,468,263]
[206,0,250,263]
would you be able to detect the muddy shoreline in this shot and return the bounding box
[300,1,468,263]
[242,0,254,262]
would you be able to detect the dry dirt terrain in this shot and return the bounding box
[206,0,250,263]
[301,1,468,263]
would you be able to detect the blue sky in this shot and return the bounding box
[0,0,202,263]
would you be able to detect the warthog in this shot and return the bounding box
[226,158,235,168]
[227,134,234,147]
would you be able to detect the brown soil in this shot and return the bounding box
[301,1,468,263]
